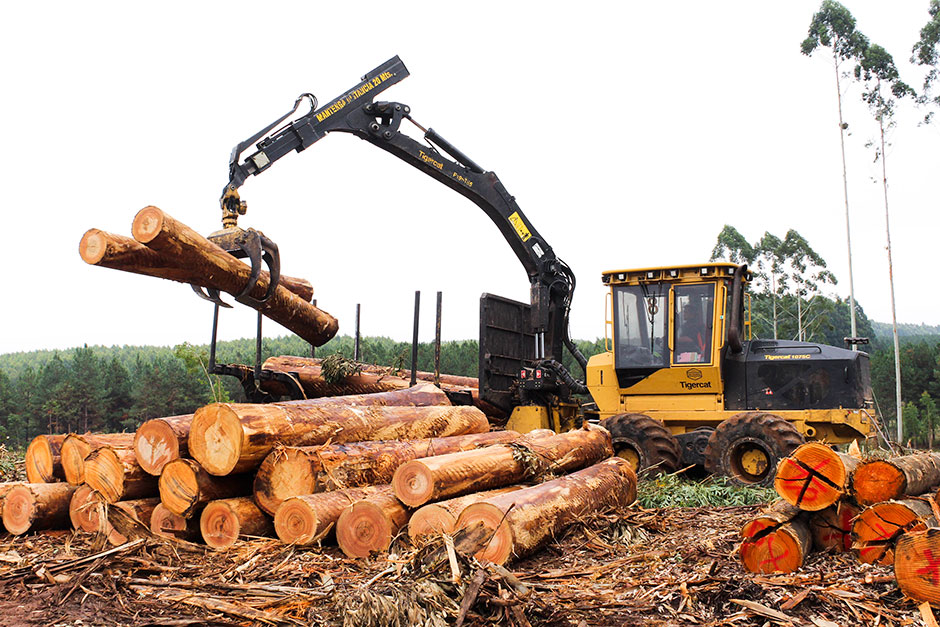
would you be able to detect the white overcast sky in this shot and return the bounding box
[1,1,937,355]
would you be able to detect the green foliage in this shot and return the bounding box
[637,473,775,508]
[801,1,869,61]
[911,0,940,120]
[0,444,24,482]
[173,342,230,404]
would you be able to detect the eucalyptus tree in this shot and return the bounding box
[912,0,940,121]
[801,1,869,344]
[855,42,914,443]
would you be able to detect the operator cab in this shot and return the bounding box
[602,263,740,389]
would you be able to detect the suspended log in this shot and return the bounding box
[130,207,337,347]
[200,497,273,550]
[455,457,637,565]
[393,425,613,508]
[159,459,252,518]
[852,498,936,565]
[151,503,202,542]
[408,487,523,541]
[774,442,860,511]
[895,527,940,604]
[809,500,861,553]
[189,393,484,476]
[25,435,66,483]
[80,228,315,301]
[740,518,813,574]
[254,430,521,515]
[61,433,135,485]
[851,453,940,507]
[335,489,410,558]
[274,485,393,546]
[2,483,78,535]
[85,445,158,503]
[134,414,194,476]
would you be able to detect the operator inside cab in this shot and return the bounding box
[675,286,714,364]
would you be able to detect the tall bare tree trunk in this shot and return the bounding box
[834,50,859,345]
[878,108,903,443]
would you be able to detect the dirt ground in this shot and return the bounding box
[0,504,922,627]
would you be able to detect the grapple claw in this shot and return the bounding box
[191,284,233,308]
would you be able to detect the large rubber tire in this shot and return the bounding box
[704,412,805,487]
[600,413,681,477]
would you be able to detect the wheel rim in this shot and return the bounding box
[728,437,773,484]
[615,445,641,472]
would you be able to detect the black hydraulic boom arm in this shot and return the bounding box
[223,56,586,375]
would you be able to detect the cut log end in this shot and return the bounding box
[335,501,396,558]
[131,206,166,244]
[151,503,200,541]
[274,498,320,545]
[456,502,514,565]
[189,404,244,476]
[134,420,180,475]
[809,502,860,553]
[773,443,846,511]
[853,460,907,507]
[158,459,200,517]
[254,448,315,516]
[391,461,438,508]
[2,485,37,535]
[79,229,109,264]
[84,448,125,503]
[200,500,242,549]
[25,435,61,483]
[853,500,932,566]
[408,504,456,540]
[61,437,92,485]
[740,523,809,574]
[69,485,107,533]
[896,528,940,604]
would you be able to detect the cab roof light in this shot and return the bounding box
[669,269,678,278]
[700,267,709,275]
[618,273,626,281]
[646,271,655,279]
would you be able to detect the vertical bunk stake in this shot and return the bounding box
[434,291,442,386]
[411,291,420,387]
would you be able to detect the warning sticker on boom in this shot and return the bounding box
[508,212,532,242]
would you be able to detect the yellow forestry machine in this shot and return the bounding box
[212,56,874,486]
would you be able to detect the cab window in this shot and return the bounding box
[612,284,669,370]
[674,284,714,364]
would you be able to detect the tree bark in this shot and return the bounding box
[335,489,410,558]
[134,414,194,476]
[851,453,940,507]
[190,396,485,476]
[25,434,66,483]
[61,433,136,485]
[739,499,804,541]
[274,485,393,546]
[393,425,613,508]
[84,445,159,503]
[254,430,521,515]
[852,498,936,565]
[895,527,940,604]
[809,500,861,553]
[2,482,78,535]
[80,228,315,301]
[200,497,272,550]
[151,503,202,542]
[130,207,337,347]
[159,459,252,518]
[774,442,860,511]
[260,355,503,417]
[408,486,523,542]
[455,457,637,565]
[106,497,161,545]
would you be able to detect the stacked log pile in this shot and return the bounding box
[4,387,635,567]
[741,442,940,608]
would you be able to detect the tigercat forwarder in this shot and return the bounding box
[207,56,873,487]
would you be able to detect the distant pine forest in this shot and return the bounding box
[1,316,938,449]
